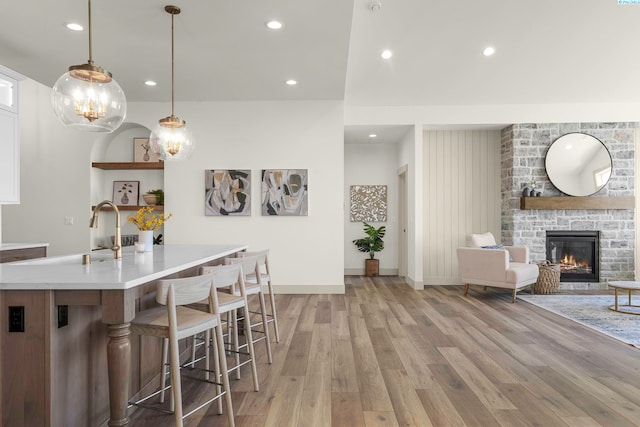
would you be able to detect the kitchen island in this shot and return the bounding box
[0,244,247,427]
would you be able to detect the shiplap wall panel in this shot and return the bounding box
[423,130,501,285]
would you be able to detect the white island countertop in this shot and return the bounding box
[0,244,246,290]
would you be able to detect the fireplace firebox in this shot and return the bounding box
[545,231,600,282]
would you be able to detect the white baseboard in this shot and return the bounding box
[344,268,399,276]
[424,277,462,286]
[402,276,424,290]
[271,283,345,294]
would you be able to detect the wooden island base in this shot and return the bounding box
[0,244,246,427]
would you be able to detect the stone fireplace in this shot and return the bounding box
[501,122,636,288]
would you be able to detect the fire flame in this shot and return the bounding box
[560,254,591,272]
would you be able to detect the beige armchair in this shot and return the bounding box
[456,232,539,302]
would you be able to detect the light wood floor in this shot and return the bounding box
[129,277,640,426]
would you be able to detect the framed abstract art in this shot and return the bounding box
[349,185,387,222]
[261,169,308,216]
[204,169,251,216]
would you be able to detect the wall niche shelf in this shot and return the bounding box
[520,196,635,210]
[92,162,164,170]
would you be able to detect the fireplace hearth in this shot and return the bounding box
[546,231,600,282]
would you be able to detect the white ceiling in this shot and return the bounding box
[1,0,639,144]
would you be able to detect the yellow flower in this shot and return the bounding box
[127,206,173,231]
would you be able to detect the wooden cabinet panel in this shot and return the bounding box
[0,247,47,263]
[0,291,49,427]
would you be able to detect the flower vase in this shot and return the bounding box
[138,230,154,252]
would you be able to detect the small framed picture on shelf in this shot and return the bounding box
[113,181,139,206]
[133,137,160,163]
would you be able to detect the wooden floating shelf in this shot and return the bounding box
[520,196,635,210]
[91,205,164,211]
[92,162,164,170]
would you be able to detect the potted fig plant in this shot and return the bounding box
[352,222,386,277]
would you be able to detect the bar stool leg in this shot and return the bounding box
[214,320,235,427]
[257,291,273,363]
[169,333,184,426]
[159,338,169,403]
[268,290,280,343]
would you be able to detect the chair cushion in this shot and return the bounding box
[468,232,496,247]
[505,262,539,287]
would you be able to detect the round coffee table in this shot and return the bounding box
[607,281,640,315]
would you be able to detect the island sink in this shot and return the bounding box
[9,251,116,266]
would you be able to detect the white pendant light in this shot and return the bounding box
[51,0,126,132]
[149,5,195,161]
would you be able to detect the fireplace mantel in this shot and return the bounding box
[520,196,635,210]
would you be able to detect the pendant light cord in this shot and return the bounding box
[87,0,93,65]
[171,10,175,117]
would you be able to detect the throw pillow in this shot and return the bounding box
[481,244,513,261]
[469,232,496,247]
[481,244,504,250]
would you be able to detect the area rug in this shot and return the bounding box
[517,295,640,348]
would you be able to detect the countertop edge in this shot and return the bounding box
[0,244,247,290]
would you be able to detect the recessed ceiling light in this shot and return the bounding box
[144,80,157,86]
[483,46,496,56]
[285,79,297,86]
[381,50,393,59]
[66,23,84,31]
[266,20,283,30]
[369,134,377,138]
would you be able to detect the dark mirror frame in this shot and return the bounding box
[545,132,612,197]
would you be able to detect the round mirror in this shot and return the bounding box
[545,133,612,196]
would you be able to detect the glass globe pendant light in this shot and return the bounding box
[51,0,126,132]
[149,5,195,161]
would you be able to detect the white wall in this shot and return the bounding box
[127,100,345,293]
[423,130,501,285]
[2,79,93,256]
[344,142,398,274]
[397,126,423,289]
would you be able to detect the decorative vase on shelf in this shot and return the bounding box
[142,194,157,206]
[138,230,154,252]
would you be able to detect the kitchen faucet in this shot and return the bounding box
[90,200,122,259]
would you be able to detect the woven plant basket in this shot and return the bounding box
[533,260,561,294]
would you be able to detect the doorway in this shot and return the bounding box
[398,165,408,277]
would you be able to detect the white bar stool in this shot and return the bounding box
[223,255,273,364]
[239,249,280,342]
[129,274,235,427]
[200,263,260,389]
